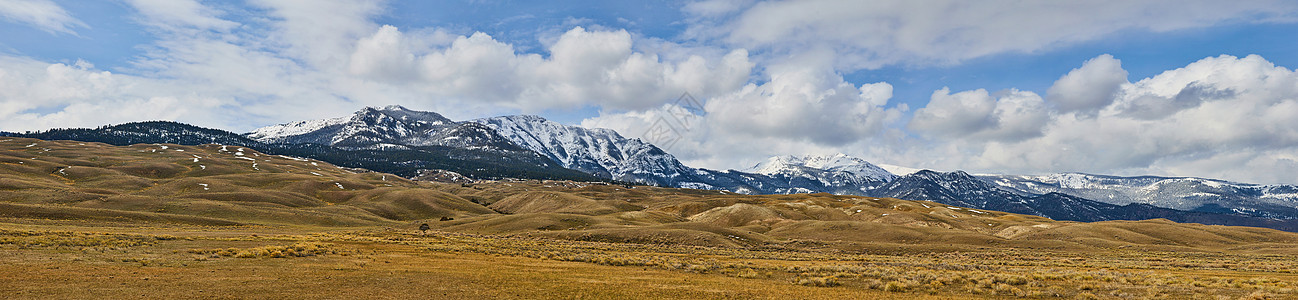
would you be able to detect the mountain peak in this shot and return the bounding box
[750,153,895,178]
[351,105,450,123]
[246,105,516,150]
[470,114,684,183]
[748,155,801,174]
[801,153,877,170]
[744,153,897,189]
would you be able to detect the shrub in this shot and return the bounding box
[883,280,908,292]
[191,242,338,259]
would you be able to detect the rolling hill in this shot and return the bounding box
[4,137,1298,252]
[15,107,1298,234]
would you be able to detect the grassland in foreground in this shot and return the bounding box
[1,221,1297,299]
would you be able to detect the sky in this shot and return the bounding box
[2,0,1298,184]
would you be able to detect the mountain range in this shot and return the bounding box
[8,105,1298,231]
[5,113,596,182]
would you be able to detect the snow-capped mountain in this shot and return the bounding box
[13,105,1298,231]
[877,163,923,176]
[248,105,517,150]
[471,115,692,183]
[864,170,1298,230]
[11,120,598,181]
[979,173,1298,219]
[869,170,1066,219]
[451,113,1298,226]
[471,115,896,192]
[745,154,897,195]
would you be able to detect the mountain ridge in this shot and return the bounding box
[9,106,1298,231]
[249,105,520,151]
[9,120,599,182]
[979,172,1298,220]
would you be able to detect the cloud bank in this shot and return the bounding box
[686,0,1298,70]
[905,54,1298,184]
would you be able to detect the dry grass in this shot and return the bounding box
[188,242,341,259]
[2,224,1297,299]
[0,225,936,299]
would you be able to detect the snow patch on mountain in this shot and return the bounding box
[981,172,1298,219]
[740,153,897,194]
[749,153,896,183]
[246,105,516,151]
[877,164,923,176]
[471,115,690,184]
[246,115,349,141]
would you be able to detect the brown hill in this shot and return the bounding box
[0,138,489,226]
[3,137,1298,253]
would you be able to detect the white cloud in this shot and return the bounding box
[0,0,379,131]
[0,1,756,133]
[682,0,755,17]
[125,0,238,32]
[706,67,900,145]
[0,55,231,131]
[1046,54,1128,114]
[0,0,84,34]
[582,64,904,170]
[348,25,418,82]
[355,26,755,112]
[909,88,1049,142]
[250,0,384,69]
[941,54,1298,184]
[691,0,1298,70]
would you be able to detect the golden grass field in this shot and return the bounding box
[3,137,1298,299]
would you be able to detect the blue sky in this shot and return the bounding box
[2,0,1298,184]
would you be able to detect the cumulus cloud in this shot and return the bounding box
[948,55,1298,184]
[353,26,755,112]
[582,63,905,170]
[689,0,1298,69]
[1046,54,1128,114]
[909,88,1049,142]
[0,56,230,131]
[0,0,84,34]
[348,25,418,82]
[0,1,756,132]
[706,67,900,145]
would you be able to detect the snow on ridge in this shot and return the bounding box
[748,155,802,175]
[747,153,896,182]
[245,105,473,148]
[471,114,685,183]
[247,115,349,141]
[877,164,923,176]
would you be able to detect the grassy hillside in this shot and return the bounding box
[4,137,1298,298]
[0,138,479,226]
